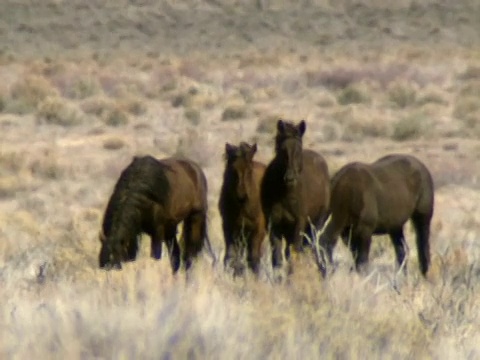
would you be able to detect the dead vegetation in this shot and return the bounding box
[1,0,480,358]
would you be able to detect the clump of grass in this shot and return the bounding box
[103,137,126,150]
[337,84,371,105]
[392,113,427,141]
[184,108,201,125]
[388,81,417,108]
[7,75,59,114]
[36,97,85,127]
[221,104,247,121]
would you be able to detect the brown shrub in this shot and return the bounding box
[391,113,428,141]
[337,84,371,105]
[256,113,281,134]
[103,137,126,150]
[36,97,85,127]
[8,75,59,114]
[388,81,417,108]
[221,104,247,121]
[103,108,129,127]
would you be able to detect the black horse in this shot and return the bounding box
[261,119,330,273]
[99,155,214,272]
[318,154,434,277]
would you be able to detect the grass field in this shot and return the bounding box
[1,1,480,358]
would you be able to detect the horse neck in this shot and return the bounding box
[105,196,143,242]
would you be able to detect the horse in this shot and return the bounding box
[261,119,330,273]
[98,155,215,272]
[218,142,267,276]
[318,154,434,277]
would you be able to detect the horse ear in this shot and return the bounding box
[277,119,285,134]
[246,143,257,161]
[298,120,306,137]
[225,143,236,158]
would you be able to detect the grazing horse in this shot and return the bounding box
[318,154,434,277]
[219,142,267,276]
[99,155,213,272]
[261,119,330,272]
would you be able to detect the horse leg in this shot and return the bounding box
[411,212,432,277]
[247,227,265,276]
[126,236,139,261]
[151,225,164,260]
[350,226,373,275]
[292,218,306,253]
[270,227,284,269]
[389,227,407,274]
[165,225,180,273]
[222,222,236,271]
[183,211,206,270]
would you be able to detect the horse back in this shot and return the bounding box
[372,154,434,217]
[160,157,208,219]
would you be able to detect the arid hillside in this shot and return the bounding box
[1,1,480,358]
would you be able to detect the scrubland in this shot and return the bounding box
[1,1,480,358]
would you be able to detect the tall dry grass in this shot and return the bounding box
[1,31,480,359]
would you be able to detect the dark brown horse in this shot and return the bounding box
[318,154,434,277]
[261,119,330,272]
[99,155,214,272]
[219,142,266,276]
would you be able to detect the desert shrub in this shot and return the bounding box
[103,137,126,150]
[80,96,116,117]
[103,108,129,127]
[317,91,337,107]
[28,151,63,180]
[0,92,5,112]
[67,75,102,100]
[337,84,371,105]
[221,104,247,121]
[415,88,448,106]
[342,118,389,141]
[184,108,201,125]
[457,81,480,97]
[121,97,148,116]
[453,96,480,122]
[36,97,85,127]
[256,113,281,134]
[457,66,480,81]
[392,113,427,141]
[7,75,59,114]
[171,86,219,109]
[388,82,417,108]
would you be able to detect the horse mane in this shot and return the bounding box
[274,120,303,154]
[102,156,170,239]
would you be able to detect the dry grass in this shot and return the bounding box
[1,1,480,358]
